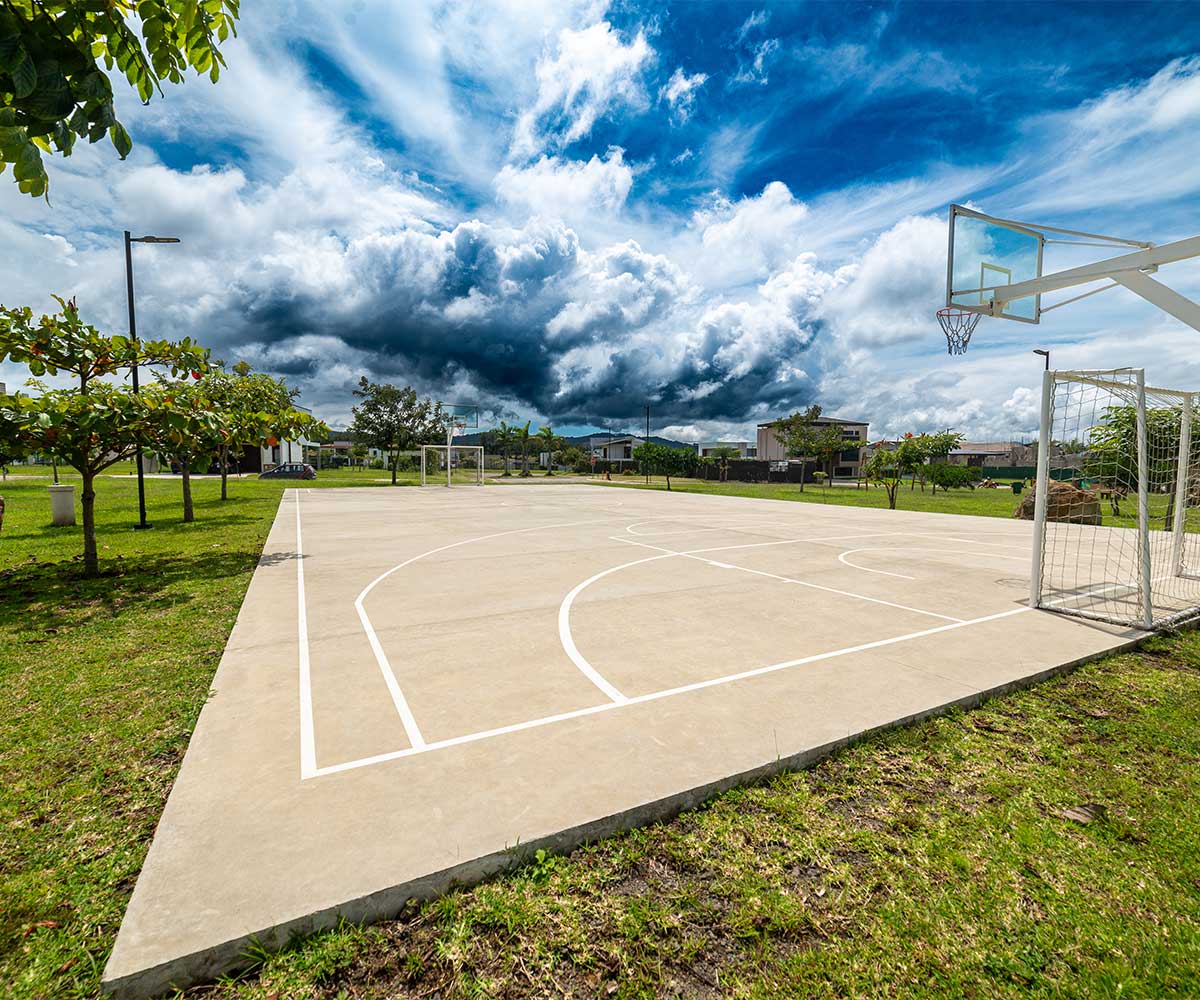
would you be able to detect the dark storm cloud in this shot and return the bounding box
[204,215,829,426]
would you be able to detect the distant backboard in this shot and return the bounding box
[441,402,479,428]
[947,204,1044,324]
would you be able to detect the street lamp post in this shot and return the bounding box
[124,231,181,530]
[1033,348,1050,371]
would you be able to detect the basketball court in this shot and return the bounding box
[103,483,1146,998]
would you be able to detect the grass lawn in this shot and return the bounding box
[586,475,1200,533]
[2,472,1199,998]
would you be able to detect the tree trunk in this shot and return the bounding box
[391,452,398,486]
[81,469,98,577]
[220,445,229,500]
[666,474,672,491]
[182,458,194,522]
[798,460,806,492]
[886,482,899,510]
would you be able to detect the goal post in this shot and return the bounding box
[1030,368,1200,629]
[420,445,484,487]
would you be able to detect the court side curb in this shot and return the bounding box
[100,631,1147,999]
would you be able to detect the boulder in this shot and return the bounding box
[1013,480,1103,524]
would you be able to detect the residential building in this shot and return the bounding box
[696,440,756,458]
[589,435,645,468]
[756,415,870,479]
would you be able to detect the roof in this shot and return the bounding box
[758,415,868,429]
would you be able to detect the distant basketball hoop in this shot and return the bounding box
[937,306,981,355]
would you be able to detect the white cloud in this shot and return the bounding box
[493,148,635,223]
[511,21,655,157]
[736,9,770,43]
[659,68,708,122]
[733,38,780,87]
[688,181,811,287]
[822,214,947,347]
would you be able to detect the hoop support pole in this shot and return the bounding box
[1030,368,1053,610]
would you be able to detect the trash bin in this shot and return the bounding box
[49,484,76,526]
[1011,481,1023,496]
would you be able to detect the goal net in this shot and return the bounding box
[1031,368,1200,629]
[420,445,484,487]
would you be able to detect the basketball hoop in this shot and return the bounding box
[937,307,982,355]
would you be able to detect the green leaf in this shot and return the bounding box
[0,14,23,74]
[21,61,75,120]
[10,49,37,100]
[77,71,111,102]
[109,122,133,159]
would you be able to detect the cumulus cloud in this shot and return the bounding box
[659,68,708,122]
[688,181,811,287]
[511,21,655,157]
[822,214,946,347]
[493,148,635,223]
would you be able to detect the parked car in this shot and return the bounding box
[258,463,317,480]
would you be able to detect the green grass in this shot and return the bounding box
[586,474,1200,532]
[2,471,1199,999]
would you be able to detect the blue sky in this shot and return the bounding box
[3,1,1200,442]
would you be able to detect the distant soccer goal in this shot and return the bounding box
[1030,368,1200,629]
[420,445,484,487]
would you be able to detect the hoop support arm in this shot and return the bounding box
[986,234,1200,318]
[1111,270,1200,332]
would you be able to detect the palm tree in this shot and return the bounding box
[517,420,532,476]
[536,425,560,476]
[497,421,514,476]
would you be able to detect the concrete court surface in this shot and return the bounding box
[103,482,1144,997]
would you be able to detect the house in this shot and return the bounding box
[948,441,1035,468]
[696,440,756,458]
[589,435,645,469]
[756,415,870,479]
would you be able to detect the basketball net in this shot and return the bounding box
[936,307,982,355]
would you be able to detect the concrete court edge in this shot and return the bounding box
[100,630,1147,999]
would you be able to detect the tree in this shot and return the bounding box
[351,442,369,470]
[863,435,927,510]
[199,363,320,500]
[516,420,532,477]
[1,1,240,199]
[0,296,209,574]
[536,425,561,476]
[349,378,443,485]
[1084,404,1193,523]
[632,442,693,491]
[141,378,223,522]
[927,462,980,493]
[772,405,852,491]
[709,445,740,483]
[495,421,515,476]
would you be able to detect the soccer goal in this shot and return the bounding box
[1030,368,1200,629]
[420,445,484,487]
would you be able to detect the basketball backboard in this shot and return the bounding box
[440,403,479,429]
[946,204,1044,324]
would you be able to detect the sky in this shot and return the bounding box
[3,0,1200,443]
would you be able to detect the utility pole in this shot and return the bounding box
[645,404,650,485]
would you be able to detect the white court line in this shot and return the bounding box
[838,549,916,580]
[309,604,1031,778]
[294,492,318,779]
[352,516,637,748]
[613,536,964,623]
[836,545,1027,581]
